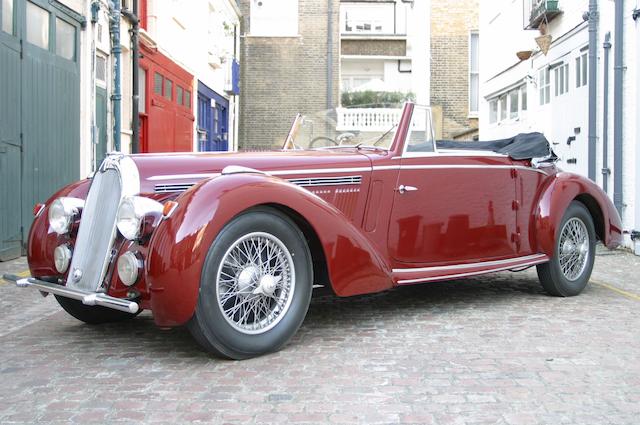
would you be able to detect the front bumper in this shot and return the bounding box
[3,274,139,314]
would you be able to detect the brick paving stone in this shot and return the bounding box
[0,248,639,424]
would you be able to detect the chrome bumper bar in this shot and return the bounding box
[3,274,139,314]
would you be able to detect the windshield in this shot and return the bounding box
[283,104,404,151]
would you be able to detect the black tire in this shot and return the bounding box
[54,295,141,324]
[536,201,596,297]
[188,207,313,359]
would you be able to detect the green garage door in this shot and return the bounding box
[0,0,81,260]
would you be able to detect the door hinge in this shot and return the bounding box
[19,39,23,59]
[510,168,518,178]
[512,200,520,211]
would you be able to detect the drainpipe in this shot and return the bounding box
[122,5,140,154]
[326,0,334,110]
[587,0,597,181]
[601,32,611,193]
[110,0,122,152]
[613,0,624,215]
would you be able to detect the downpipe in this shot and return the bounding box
[601,32,611,193]
[586,0,597,181]
[109,0,122,152]
[612,0,624,216]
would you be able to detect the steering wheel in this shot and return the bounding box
[309,136,338,148]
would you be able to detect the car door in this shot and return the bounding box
[387,105,518,265]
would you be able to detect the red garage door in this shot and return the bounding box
[140,44,194,153]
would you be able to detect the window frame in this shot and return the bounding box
[468,30,480,117]
[539,67,550,105]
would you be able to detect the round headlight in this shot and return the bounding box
[53,244,72,273]
[117,251,142,286]
[116,196,164,240]
[48,197,84,235]
[117,198,142,240]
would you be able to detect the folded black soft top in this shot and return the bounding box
[436,132,552,160]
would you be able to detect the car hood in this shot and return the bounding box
[130,149,373,193]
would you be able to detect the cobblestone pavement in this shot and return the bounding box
[1,247,639,425]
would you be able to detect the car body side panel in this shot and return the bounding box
[533,171,623,256]
[146,173,393,327]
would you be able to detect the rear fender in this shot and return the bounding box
[147,173,392,327]
[533,172,623,256]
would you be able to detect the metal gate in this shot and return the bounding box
[0,0,81,260]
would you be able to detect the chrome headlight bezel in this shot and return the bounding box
[48,197,85,235]
[116,196,163,240]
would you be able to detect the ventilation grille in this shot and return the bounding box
[154,183,196,193]
[288,175,362,187]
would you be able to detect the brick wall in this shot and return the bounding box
[341,39,406,56]
[238,0,340,149]
[430,0,479,140]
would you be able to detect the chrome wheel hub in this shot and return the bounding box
[216,232,295,335]
[558,217,590,281]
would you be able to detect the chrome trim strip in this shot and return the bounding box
[396,258,548,284]
[392,254,548,274]
[148,173,221,181]
[151,163,547,190]
[222,165,268,175]
[373,164,548,175]
[15,277,139,314]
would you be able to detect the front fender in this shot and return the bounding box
[534,172,623,256]
[146,173,392,327]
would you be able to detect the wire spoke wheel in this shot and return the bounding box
[216,232,295,335]
[558,217,590,281]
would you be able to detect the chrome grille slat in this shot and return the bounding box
[67,169,122,292]
[66,155,140,293]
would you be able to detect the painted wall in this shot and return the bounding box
[479,0,639,251]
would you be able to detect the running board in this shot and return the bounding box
[392,254,549,285]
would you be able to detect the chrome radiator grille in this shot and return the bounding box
[66,156,140,293]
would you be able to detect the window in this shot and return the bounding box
[164,78,172,100]
[341,75,384,92]
[489,99,498,124]
[250,0,298,37]
[509,89,519,119]
[2,0,14,34]
[184,90,191,109]
[139,68,146,114]
[153,72,163,95]
[55,18,75,60]
[539,67,550,105]
[576,52,587,87]
[469,31,479,116]
[176,86,184,106]
[96,55,107,83]
[341,4,394,34]
[405,105,435,153]
[489,84,527,124]
[520,85,528,111]
[499,95,507,121]
[26,1,49,50]
[554,63,569,96]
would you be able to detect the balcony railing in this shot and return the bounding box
[525,0,562,30]
[336,107,402,131]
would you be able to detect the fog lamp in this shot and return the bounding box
[53,244,72,273]
[117,251,142,286]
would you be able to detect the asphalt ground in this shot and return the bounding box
[0,246,638,424]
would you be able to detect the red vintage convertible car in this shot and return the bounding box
[6,103,622,359]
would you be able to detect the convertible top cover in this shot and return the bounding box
[436,132,552,160]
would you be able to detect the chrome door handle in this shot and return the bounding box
[397,185,418,194]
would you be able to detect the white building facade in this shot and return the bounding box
[338,0,430,130]
[479,0,640,253]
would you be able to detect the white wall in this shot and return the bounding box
[480,0,639,251]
